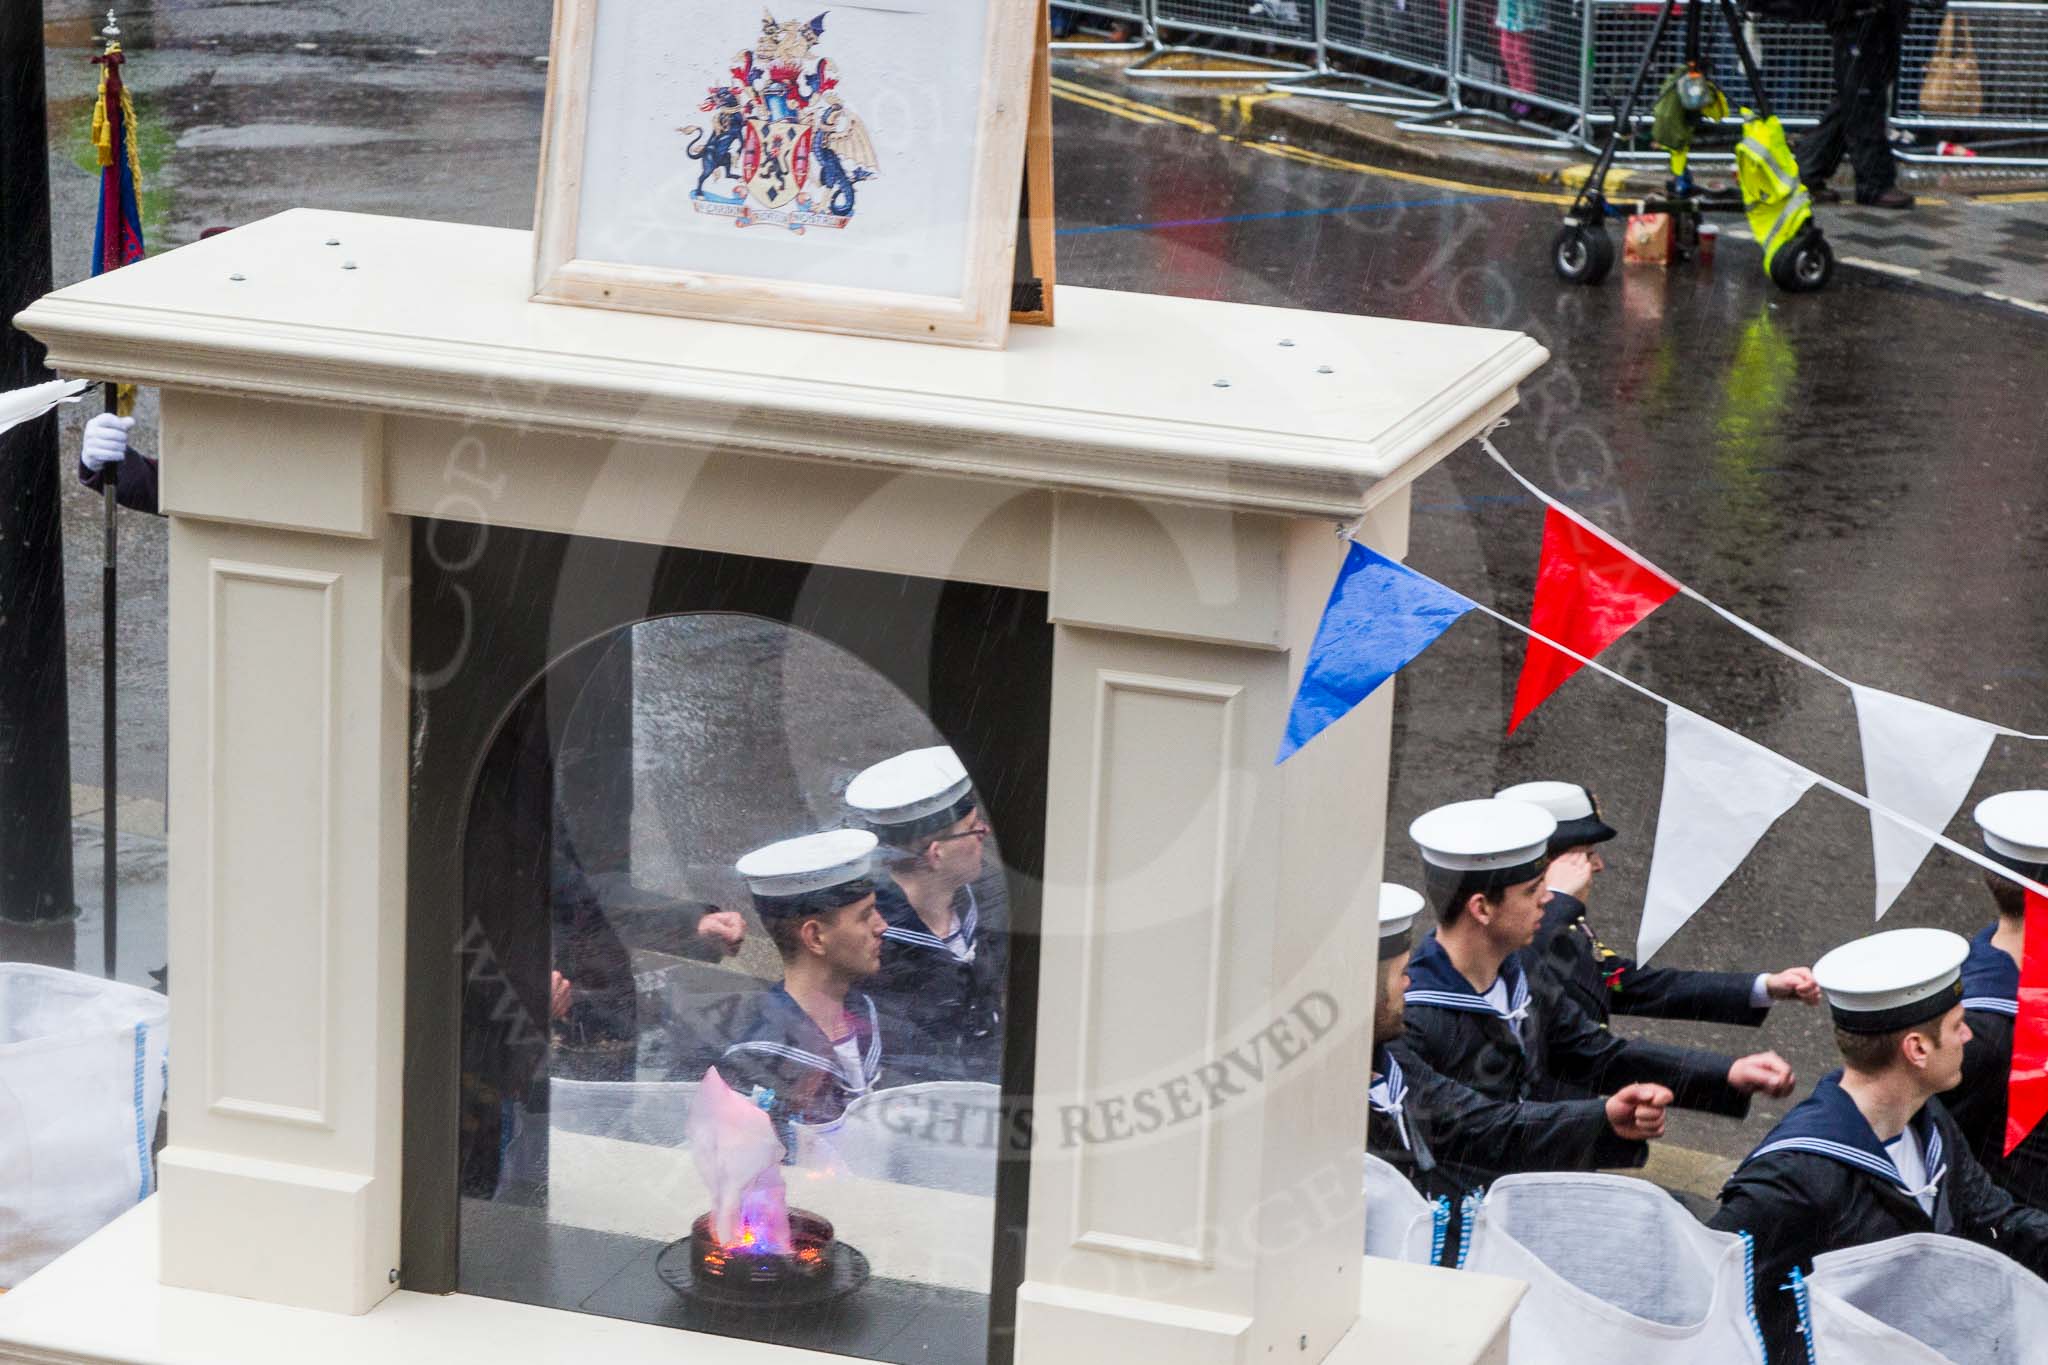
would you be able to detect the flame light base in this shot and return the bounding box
[657,1209,871,1310]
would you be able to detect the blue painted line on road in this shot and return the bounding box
[1057,196,1478,236]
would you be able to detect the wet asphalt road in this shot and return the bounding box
[27,2,2048,1160]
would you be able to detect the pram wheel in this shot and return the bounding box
[1552,222,1615,286]
[1769,226,1834,293]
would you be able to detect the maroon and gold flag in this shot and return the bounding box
[91,39,145,278]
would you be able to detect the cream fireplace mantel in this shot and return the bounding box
[5,208,1543,1365]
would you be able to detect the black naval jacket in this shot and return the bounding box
[1712,1071,2048,1364]
[1947,925,2048,1207]
[716,986,887,1146]
[1401,934,1751,1119]
[1533,890,1769,1029]
[866,882,1004,1084]
[1368,1039,1647,1205]
[78,449,161,515]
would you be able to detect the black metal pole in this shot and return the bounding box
[0,0,80,969]
[102,384,117,980]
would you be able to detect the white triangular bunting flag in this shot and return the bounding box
[1639,707,1818,963]
[0,378,89,440]
[1853,684,2002,920]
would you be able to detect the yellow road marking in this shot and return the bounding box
[1979,190,2048,205]
[1050,85,1169,126]
[1051,76,1217,133]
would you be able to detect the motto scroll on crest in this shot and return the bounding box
[683,11,882,232]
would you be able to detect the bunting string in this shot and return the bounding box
[1454,592,2048,907]
[1479,427,2048,742]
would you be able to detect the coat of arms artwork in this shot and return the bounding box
[531,0,1039,347]
[683,11,881,232]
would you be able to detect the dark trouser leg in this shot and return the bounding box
[1845,12,1902,196]
[1795,26,1858,189]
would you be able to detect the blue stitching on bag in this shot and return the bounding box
[1787,1265,1817,1365]
[1456,1189,1482,1269]
[1738,1229,1768,1360]
[1429,1195,1450,1267]
[132,1021,151,1201]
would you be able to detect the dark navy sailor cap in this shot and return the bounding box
[1494,780,1618,855]
[1379,883,1424,961]
[737,829,878,905]
[1813,928,1969,1035]
[1975,791,2048,884]
[845,746,977,846]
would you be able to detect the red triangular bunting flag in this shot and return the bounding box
[1508,507,1680,733]
[2005,889,2048,1156]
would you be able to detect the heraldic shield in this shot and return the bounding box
[743,117,813,210]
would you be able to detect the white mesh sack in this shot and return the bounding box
[797,1081,1002,1196]
[1363,1152,1445,1265]
[1802,1232,2048,1365]
[1460,1172,1766,1365]
[0,964,170,1288]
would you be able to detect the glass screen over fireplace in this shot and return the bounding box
[404,520,1051,1364]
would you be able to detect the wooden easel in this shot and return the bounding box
[1009,0,1057,326]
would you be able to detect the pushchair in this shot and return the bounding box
[1551,0,1837,293]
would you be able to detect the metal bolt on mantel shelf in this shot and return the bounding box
[1213,379,1231,388]
[228,273,245,282]
[325,237,341,246]
[342,260,357,270]
[1278,338,1295,347]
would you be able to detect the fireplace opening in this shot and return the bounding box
[405,522,1050,1364]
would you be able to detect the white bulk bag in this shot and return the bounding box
[0,964,170,1287]
[1363,1152,1445,1265]
[1804,1232,2048,1365]
[1460,1172,1765,1365]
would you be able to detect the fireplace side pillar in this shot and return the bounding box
[1018,490,1408,1365]
[155,394,409,1314]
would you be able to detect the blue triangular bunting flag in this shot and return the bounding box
[1277,541,1476,763]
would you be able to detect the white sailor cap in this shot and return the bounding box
[1975,791,2048,880]
[1378,883,1424,961]
[1812,927,1969,1035]
[1494,780,1618,853]
[1410,799,1558,873]
[735,828,878,901]
[845,746,976,837]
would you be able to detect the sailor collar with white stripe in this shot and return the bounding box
[878,881,979,961]
[1742,1070,1948,1205]
[723,986,885,1093]
[1403,934,1532,1027]
[1962,924,2020,1017]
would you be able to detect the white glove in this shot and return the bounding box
[82,413,134,472]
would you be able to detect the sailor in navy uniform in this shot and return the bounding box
[1711,927,2048,1365]
[844,746,1004,1083]
[715,829,890,1144]
[1398,799,1792,1135]
[1369,882,1671,1211]
[1946,791,2048,1206]
[1498,780,1820,1039]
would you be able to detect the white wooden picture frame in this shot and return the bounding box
[532,0,1040,349]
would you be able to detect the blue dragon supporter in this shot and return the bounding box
[1712,927,2048,1364]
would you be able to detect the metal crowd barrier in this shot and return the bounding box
[1049,0,2048,160]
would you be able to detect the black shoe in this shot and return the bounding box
[1807,184,1843,204]
[1857,187,1916,209]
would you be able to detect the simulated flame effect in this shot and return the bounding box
[690,1067,793,1252]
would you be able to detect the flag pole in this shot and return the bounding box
[101,381,117,980]
[91,8,131,980]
